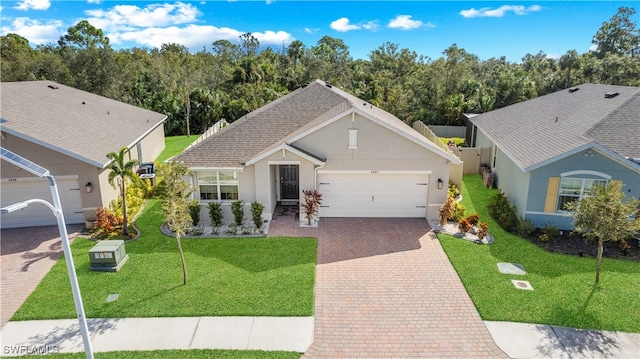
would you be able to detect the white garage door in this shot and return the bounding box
[1,176,85,229]
[317,172,429,218]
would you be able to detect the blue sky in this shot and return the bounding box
[1,1,636,62]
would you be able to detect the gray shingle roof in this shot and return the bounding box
[0,81,166,168]
[469,84,640,171]
[176,79,457,168]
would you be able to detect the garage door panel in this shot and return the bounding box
[1,177,85,229]
[318,173,429,218]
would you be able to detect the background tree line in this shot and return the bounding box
[2,7,638,136]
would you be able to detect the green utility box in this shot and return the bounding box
[89,240,129,272]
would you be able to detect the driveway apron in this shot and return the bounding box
[271,217,506,358]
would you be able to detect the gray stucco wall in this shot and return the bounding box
[493,148,531,218]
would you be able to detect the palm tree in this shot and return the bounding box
[106,147,139,236]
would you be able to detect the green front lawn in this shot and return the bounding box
[12,200,316,320]
[156,135,198,162]
[439,175,640,333]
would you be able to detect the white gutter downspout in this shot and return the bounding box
[314,162,326,191]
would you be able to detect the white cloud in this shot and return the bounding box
[87,0,102,4]
[14,0,50,11]
[0,17,63,44]
[362,20,379,31]
[460,5,542,18]
[546,53,560,60]
[388,15,430,30]
[330,17,360,32]
[3,1,293,51]
[330,17,379,32]
[304,27,317,34]
[265,0,274,4]
[254,30,292,45]
[111,24,292,50]
[84,2,201,32]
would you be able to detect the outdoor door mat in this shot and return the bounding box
[511,280,534,290]
[497,262,526,275]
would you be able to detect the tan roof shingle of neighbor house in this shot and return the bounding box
[0,81,167,168]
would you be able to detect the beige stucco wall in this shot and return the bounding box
[191,111,454,223]
[291,112,451,220]
[251,149,318,220]
[1,133,106,221]
[1,124,165,223]
[132,124,165,163]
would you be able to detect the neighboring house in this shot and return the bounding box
[175,80,460,224]
[469,84,640,230]
[0,81,166,229]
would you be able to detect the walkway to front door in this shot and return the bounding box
[269,217,506,358]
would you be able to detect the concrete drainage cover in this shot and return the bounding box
[497,262,526,275]
[511,280,534,290]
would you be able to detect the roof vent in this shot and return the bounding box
[47,85,59,90]
[604,92,619,98]
[568,87,579,93]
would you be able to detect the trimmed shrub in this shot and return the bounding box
[440,195,466,223]
[466,213,480,226]
[231,200,245,226]
[208,202,223,227]
[94,207,123,239]
[109,180,145,222]
[448,181,461,199]
[188,200,201,226]
[251,201,265,230]
[302,190,323,225]
[458,218,472,233]
[487,191,519,233]
[518,217,536,237]
[538,233,550,242]
[541,222,560,239]
[452,201,466,222]
[477,222,489,239]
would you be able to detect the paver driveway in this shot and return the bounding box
[0,225,84,328]
[270,215,507,358]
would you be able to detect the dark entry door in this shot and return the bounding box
[280,165,299,200]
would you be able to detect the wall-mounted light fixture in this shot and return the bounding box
[437,178,443,189]
[85,182,93,193]
[584,150,594,158]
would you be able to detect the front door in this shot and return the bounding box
[280,165,299,200]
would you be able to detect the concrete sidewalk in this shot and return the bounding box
[2,317,639,357]
[0,317,314,356]
[485,321,640,359]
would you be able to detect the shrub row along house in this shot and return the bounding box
[0,81,166,229]
[467,84,640,230]
[174,80,460,225]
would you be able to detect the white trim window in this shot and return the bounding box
[556,177,607,211]
[197,171,238,201]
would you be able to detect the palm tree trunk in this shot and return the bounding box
[177,235,187,285]
[595,238,604,284]
[121,178,128,236]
